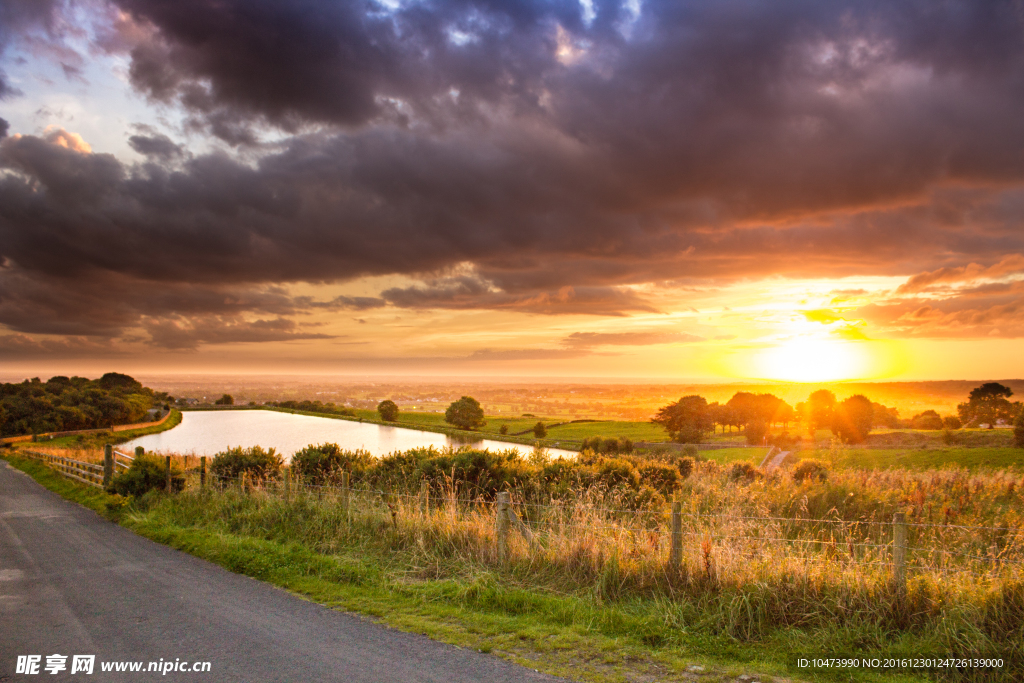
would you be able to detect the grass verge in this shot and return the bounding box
[2,453,958,683]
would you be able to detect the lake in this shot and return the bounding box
[124,410,576,460]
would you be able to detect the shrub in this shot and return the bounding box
[377,400,399,421]
[291,443,374,484]
[744,420,768,445]
[1015,411,1024,448]
[533,421,547,438]
[943,415,963,430]
[214,394,234,405]
[499,424,508,435]
[637,462,680,494]
[912,410,944,430]
[595,458,640,490]
[792,459,829,483]
[109,454,183,497]
[766,430,797,449]
[210,445,282,483]
[728,461,759,482]
[677,455,695,479]
[445,396,486,430]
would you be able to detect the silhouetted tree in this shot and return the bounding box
[377,399,399,421]
[215,394,234,405]
[806,390,837,432]
[832,394,873,443]
[957,382,1015,428]
[653,395,713,443]
[911,410,943,430]
[533,421,547,438]
[445,396,486,430]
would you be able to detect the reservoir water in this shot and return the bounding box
[125,410,576,460]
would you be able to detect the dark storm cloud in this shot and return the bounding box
[128,133,183,160]
[3,0,1024,345]
[141,316,335,350]
[0,117,8,138]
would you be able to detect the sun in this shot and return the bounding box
[754,337,871,382]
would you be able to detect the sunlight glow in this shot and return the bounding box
[754,337,870,382]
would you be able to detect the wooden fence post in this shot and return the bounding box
[200,456,206,489]
[284,468,291,502]
[135,446,144,458]
[893,512,907,596]
[103,444,114,488]
[496,492,510,564]
[165,456,172,492]
[670,500,683,570]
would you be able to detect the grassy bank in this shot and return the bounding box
[13,409,183,450]
[8,449,1024,682]
[3,452,916,683]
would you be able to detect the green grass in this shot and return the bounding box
[832,447,1024,470]
[26,409,183,449]
[3,452,950,683]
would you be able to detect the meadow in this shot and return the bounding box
[15,427,1024,682]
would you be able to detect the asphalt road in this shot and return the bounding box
[0,460,569,683]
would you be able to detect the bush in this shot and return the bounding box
[580,436,634,454]
[744,420,768,445]
[109,454,183,497]
[1015,412,1024,448]
[729,461,759,482]
[210,445,282,483]
[677,455,695,479]
[943,415,963,430]
[533,421,547,438]
[377,400,399,421]
[792,459,829,483]
[637,462,680,494]
[912,410,944,430]
[499,424,508,435]
[766,430,797,449]
[291,443,374,484]
[445,396,486,430]
[214,394,234,405]
[595,458,640,490]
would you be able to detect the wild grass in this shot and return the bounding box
[9,446,1024,681]
[149,448,1024,675]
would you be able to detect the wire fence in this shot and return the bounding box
[19,449,1024,585]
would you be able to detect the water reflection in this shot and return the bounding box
[125,410,576,460]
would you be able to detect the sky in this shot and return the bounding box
[1,0,1023,382]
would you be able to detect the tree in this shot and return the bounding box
[533,421,547,438]
[957,382,1015,428]
[942,415,962,430]
[444,396,486,430]
[871,402,900,428]
[652,395,713,443]
[744,420,768,445]
[832,395,873,443]
[806,390,837,432]
[1015,411,1024,448]
[911,410,943,430]
[377,399,399,421]
[215,394,234,405]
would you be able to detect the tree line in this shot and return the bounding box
[653,383,1024,445]
[0,373,169,437]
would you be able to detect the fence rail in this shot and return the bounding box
[22,450,1024,588]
